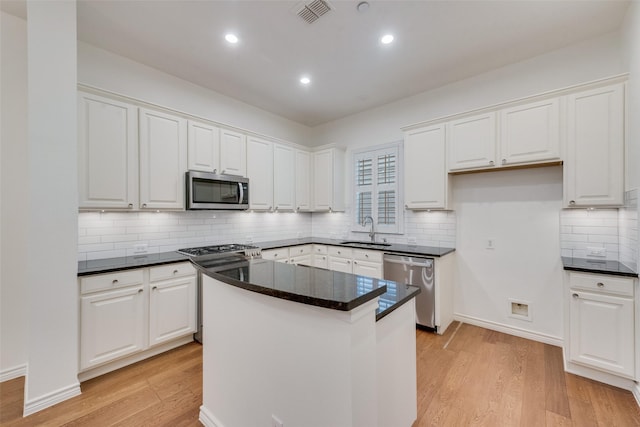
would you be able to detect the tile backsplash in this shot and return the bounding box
[78,210,312,261]
[619,189,639,272]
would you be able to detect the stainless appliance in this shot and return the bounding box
[383,254,435,329]
[185,170,249,210]
[178,243,261,343]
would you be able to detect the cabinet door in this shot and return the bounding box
[187,120,219,173]
[149,276,196,346]
[139,108,187,209]
[352,260,383,279]
[404,124,448,209]
[78,92,138,210]
[262,248,290,262]
[328,256,352,273]
[500,98,560,166]
[273,144,295,211]
[569,290,634,378]
[290,254,312,267]
[565,84,624,206]
[295,150,312,211]
[220,129,247,176]
[246,136,274,210]
[312,254,329,269]
[80,285,146,370]
[448,112,497,171]
[313,149,333,211]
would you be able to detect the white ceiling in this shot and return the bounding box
[2,1,631,126]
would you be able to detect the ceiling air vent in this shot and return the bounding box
[297,0,332,24]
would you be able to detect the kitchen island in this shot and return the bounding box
[192,255,420,427]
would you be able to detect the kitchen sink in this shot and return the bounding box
[339,241,392,247]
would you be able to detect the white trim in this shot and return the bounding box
[0,364,27,382]
[401,73,629,131]
[632,383,640,408]
[23,381,81,416]
[453,313,563,347]
[199,405,225,427]
[564,360,637,392]
[78,335,193,382]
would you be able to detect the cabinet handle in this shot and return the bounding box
[322,256,326,260]
[337,251,341,254]
[569,200,576,205]
[274,254,278,257]
[275,206,279,211]
[152,286,157,291]
[138,289,143,293]
[297,206,301,211]
[597,282,605,288]
[142,203,147,208]
[347,260,351,264]
[299,249,303,253]
[405,204,408,209]
[128,203,133,209]
[112,279,119,284]
[502,159,506,165]
[328,206,332,212]
[284,260,289,263]
[213,169,217,174]
[572,293,580,298]
[221,169,226,174]
[365,254,369,258]
[173,269,179,274]
[353,261,358,265]
[489,160,495,166]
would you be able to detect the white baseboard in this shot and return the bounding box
[199,405,224,427]
[564,360,636,391]
[23,381,81,417]
[454,313,563,347]
[0,364,27,382]
[633,383,640,407]
[78,335,194,382]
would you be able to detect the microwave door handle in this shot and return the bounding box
[238,182,244,204]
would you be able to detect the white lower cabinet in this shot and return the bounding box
[262,248,290,263]
[328,246,353,273]
[149,265,197,346]
[567,272,635,379]
[79,262,196,373]
[352,249,383,279]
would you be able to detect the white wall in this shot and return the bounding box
[0,11,29,381]
[24,1,80,414]
[78,42,312,147]
[312,31,627,341]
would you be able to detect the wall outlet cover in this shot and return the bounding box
[586,246,606,257]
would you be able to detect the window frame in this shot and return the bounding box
[351,141,403,235]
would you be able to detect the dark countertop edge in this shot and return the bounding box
[78,253,190,276]
[376,285,421,321]
[562,257,638,278]
[257,237,456,257]
[193,261,388,312]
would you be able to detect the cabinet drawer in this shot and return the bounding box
[328,246,353,258]
[262,248,290,260]
[289,245,312,256]
[353,249,383,262]
[149,262,195,282]
[313,244,328,255]
[569,272,634,297]
[80,269,144,295]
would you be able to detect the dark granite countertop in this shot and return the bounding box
[192,255,420,321]
[256,237,455,257]
[562,257,638,278]
[78,252,190,276]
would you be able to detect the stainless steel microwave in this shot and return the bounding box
[186,171,249,210]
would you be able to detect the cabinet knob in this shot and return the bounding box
[322,256,326,260]
[337,251,341,254]
[274,254,278,257]
[489,160,494,166]
[569,200,576,205]
[299,249,303,253]
[112,279,119,284]
[405,204,408,209]
[502,159,506,165]
[597,282,605,288]
[142,203,147,208]
[365,254,369,258]
[152,286,157,291]
[128,203,133,209]
[284,260,289,263]
[173,269,179,274]
[347,260,351,264]
[328,207,332,212]
[354,261,358,265]
[274,206,278,211]
[221,169,226,174]
[213,169,217,174]
[572,293,580,298]
[297,206,301,211]
[138,289,143,293]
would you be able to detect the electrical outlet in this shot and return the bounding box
[133,243,148,254]
[271,415,283,427]
[587,246,606,257]
[407,236,417,245]
[486,238,495,249]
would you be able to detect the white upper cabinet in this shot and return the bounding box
[220,129,247,176]
[295,149,312,211]
[313,148,345,212]
[187,120,220,173]
[78,91,138,210]
[500,98,560,166]
[139,108,188,210]
[273,144,296,211]
[246,136,274,211]
[447,112,497,171]
[404,124,450,210]
[564,83,624,207]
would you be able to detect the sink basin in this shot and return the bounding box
[339,241,392,247]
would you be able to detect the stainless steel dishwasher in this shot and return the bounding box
[383,254,435,329]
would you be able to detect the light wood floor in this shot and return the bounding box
[2,323,640,426]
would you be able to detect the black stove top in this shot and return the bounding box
[177,243,259,258]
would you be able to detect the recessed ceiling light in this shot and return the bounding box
[300,76,311,85]
[380,34,394,45]
[225,33,239,44]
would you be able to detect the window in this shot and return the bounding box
[353,143,402,234]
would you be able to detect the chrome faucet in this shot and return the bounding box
[362,216,376,243]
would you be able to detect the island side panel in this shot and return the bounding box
[376,300,418,427]
[199,275,379,427]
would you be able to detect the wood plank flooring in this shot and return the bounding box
[2,323,640,426]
